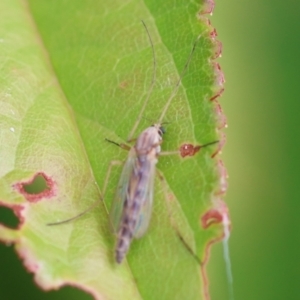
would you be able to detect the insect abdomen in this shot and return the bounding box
[115,200,141,263]
[116,224,133,263]
[115,152,154,263]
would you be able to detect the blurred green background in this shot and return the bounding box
[208,0,300,299]
[1,0,299,299]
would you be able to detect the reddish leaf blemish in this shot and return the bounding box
[212,39,222,60]
[214,61,225,82]
[200,200,232,300]
[179,144,201,158]
[13,172,55,203]
[180,141,219,158]
[210,62,225,101]
[119,81,128,89]
[201,207,223,229]
[213,100,227,129]
[209,27,217,39]
[199,0,215,15]
[209,28,223,59]
[200,199,232,245]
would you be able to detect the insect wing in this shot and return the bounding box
[132,160,155,239]
[109,149,135,234]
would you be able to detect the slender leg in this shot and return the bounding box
[102,160,123,205]
[105,138,131,151]
[47,199,103,226]
[159,150,180,156]
[126,137,137,144]
[47,160,125,226]
[156,169,201,264]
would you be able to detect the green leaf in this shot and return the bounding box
[0,0,227,299]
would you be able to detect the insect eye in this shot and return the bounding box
[160,126,166,135]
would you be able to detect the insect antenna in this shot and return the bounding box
[201,140,219,148]
[47,198,102,226]
[127,20,157,141]
[158,35,202,124]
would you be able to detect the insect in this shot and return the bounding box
[106,124,164,263]
[106,21,218,263]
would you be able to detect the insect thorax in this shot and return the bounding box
[134,124,163,157]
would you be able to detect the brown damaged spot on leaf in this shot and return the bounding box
[199,0,215,15]
[200,199,231,236]
[213,100,227,129]
[200,200,231,300]
[201,207,223,229]
[119,81,128,89]
[210,62,225,101]
[179,141,220,158]
[209,28,222,59]
[179,144,201,158]
[13,172,55,202]
[200,160,229,229]
[199,156,230,298]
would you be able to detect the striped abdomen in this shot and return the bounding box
[115,155,153,263]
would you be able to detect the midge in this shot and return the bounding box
[106,21,218,263]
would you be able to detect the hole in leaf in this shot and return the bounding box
[0,244,93,300]
[14,173,56,202]
[0,206,20,228]
[23,174,49,194]
[46,285,94,300]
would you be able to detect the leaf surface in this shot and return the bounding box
[0,0,227,299]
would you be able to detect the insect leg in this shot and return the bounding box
[158,35,202,124]
[105,138,131,151]
[47,139,130,226]
[126,137,137,144]
[156,169,201,264]
[159,150,180,156]
[101,160,123,209]
[160,140,219,157]
[47,198,102,226]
